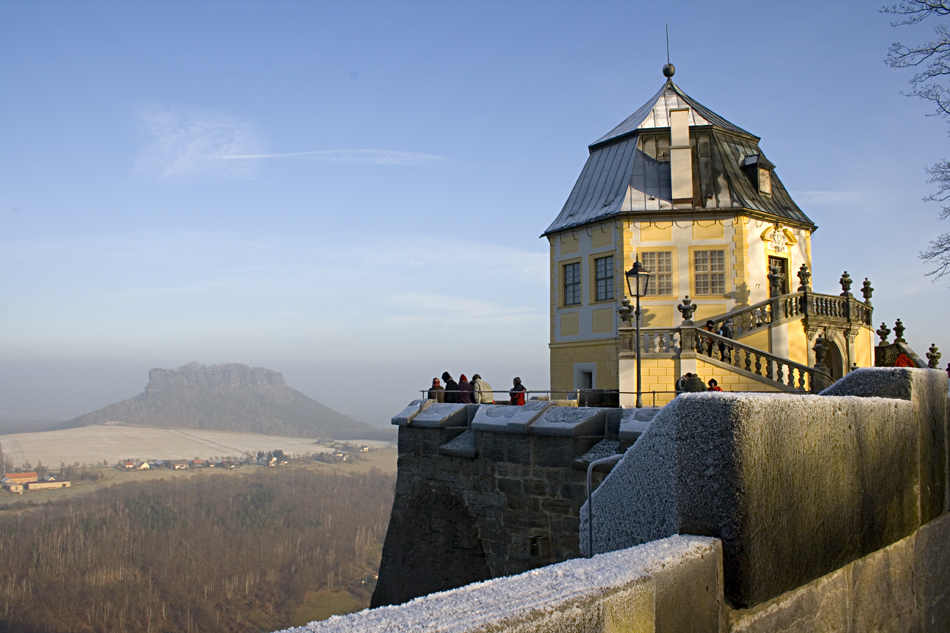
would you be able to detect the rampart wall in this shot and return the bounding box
[282,513,950,632]
[583,367,948,607]
[356,367,948,631]
[371,401,620,607]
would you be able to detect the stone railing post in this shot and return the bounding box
[679,326,698,378]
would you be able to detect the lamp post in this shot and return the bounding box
[625,257,651,408]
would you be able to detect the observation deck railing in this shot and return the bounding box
[698,291,873,341]
[620,325,831,393]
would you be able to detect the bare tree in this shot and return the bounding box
[885,1,950,278]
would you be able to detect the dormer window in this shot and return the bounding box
[741,154,775,196]
[758,167,771,195]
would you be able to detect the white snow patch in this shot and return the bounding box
[277,535,718,633]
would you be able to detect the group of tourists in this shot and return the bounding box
[675,372,724,393]
[703,319,734,360]
[427,373,528,406]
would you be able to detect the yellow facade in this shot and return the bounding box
[625,358,678,407]
[550,341,619,397]
[547,214,840,397]
[696,359,785,393]
[786,319,809,366]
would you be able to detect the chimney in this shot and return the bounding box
[669,108,693,206]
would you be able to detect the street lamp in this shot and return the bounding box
[625,257,651,408]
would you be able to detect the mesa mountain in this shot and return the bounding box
[64,362,380,439]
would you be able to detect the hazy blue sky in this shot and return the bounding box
[1,0,947,426]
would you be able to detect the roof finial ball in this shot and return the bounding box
[662,62,675,78]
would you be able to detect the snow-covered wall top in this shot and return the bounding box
[278,535,721,633]
[581,367,949,607]
[395,401,609,437]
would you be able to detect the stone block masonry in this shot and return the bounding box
[289,536,723,633]
[372,403,614,607]
[283,514,950,632]
[583,367,949,608]
[368,368,947,619]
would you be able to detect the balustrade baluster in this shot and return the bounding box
[744,350,752,373]
[779,363,789,388]
[754,354,762,376]
[766,358,773,380]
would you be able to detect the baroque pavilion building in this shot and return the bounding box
[543,66,875,405]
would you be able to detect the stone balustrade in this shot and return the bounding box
[678,291,873,343]
[620,325,830,392]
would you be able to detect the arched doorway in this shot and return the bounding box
[823,339,844,381]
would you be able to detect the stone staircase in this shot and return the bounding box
[620,289,874,393]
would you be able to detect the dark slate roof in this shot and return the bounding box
[543,82,815,236]
[591,80,755,148]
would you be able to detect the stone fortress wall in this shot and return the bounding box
[314,367,950,632]
[370,400,621,607]
[285,518,949,632]
[582,367,948,607]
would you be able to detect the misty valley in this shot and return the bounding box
[0,363,397,632]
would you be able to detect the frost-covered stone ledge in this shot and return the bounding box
[582,367,949,608]
[278,535,721,633]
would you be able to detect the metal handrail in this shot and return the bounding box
[417,389,679,407]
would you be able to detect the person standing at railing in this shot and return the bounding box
[718,320,734,361]
[428,378,445,403]
[472,374,494,404]
[707,378,723,392]
[510,377,527,406]
[704,321,716,357]
[458,374,475,404]
[442,372,460,404]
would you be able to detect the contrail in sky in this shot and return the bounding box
[135,104,453,183]
[217,149,452,166]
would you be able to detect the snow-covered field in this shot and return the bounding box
[0,425,390,468]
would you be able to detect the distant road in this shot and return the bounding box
[0,425,392,468]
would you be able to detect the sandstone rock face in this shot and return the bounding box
[65,362,375,439]
[144,362,287,394]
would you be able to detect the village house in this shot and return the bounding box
[1,472,39,494]
[25,476,71,491]
[2,473,71,494]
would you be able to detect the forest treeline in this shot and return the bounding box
[0,467,394,633]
